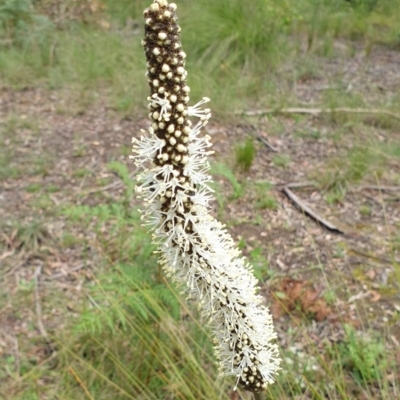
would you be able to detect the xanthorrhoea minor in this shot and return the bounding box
[131,0,281,393]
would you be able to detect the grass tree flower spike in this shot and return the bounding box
[131,0,281,392]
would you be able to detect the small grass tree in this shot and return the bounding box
[131,0,280,395]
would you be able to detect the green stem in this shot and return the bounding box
[253,392,266,400]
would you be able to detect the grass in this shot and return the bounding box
[60,267,227,400]
[210,162,244,201]
[254,182,278,210]
[272,154,291,169]
[3,194,233,399]
[2,158,400,398]
[235,138,256,172]
[4,192,396,399]
[312,142,397,203]
[1,0,400,399]
[1,0,399,116]
[328,324,390,385]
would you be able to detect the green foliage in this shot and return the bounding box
[296,0,400,47]
[323,289,337,305]
[182,0,289,69]
[235,138,256,172]
[347,0,378,12]
[255,182,278,210]
[75,264,180,334]
[1,0,399,112]
[313,144,388,203]
[0,0,35,38]
[249,247,271,282]
[359,204,372,216]
[0,0,53,46]
[54,164,232,400]
[107,160,136,204]
[61,262,229,399]
[65,162,136,226]
[272,154,291,168]
[332,325,390,384]
[64,202,137,258]
[0,152,20,181]
[256,195,278,210]
[210,162,243,199]
[1,26,148,106]
[343,148,372,182]
[177,0,297,110]
[64,202,134,225]
[2,1,400,399]
[62,168,141,262]
[14,219,50,250]
[101,0,148,24]
[72,168,90,179]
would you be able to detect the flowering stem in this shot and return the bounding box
[132,0,281,393]
[253,391,266,400]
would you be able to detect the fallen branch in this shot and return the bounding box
[352,184,400,192]
[255,181,316,189]
[34,266,55,353]
[86,179,124,195]
[49,263,85,280]
[237,107,400,121]
[285,181,316,189]
[348,247,400,265]
[85,169,139,195]
[256,136,279,152]
[276,181,399,193]
[282,186,344,234]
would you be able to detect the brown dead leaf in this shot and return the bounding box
[369,290,381,302]
[0,250,15,260]
[271,278,332,322]
[47,260,66,270]
[366,269,376,280]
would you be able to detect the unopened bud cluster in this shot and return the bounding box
[131,0,280,392]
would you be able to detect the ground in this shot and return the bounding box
[1,41,400,399]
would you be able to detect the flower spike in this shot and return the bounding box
[132,0,281,392]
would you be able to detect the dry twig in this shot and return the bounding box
[348,247,400,265]
[34,266,55,352]
[85,169,139,195]
[86,179,124,194]
[49,263,85,280]
[5,252,27,277]
[275,181,399,193]
[285,181,316,189]
[68,366,95,400]
[237,107,400,121]
[282,186,344,234]
[256,136,279,152]
[352,185,400,192]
